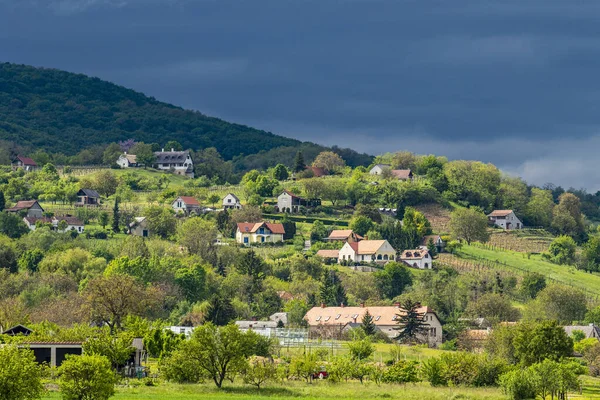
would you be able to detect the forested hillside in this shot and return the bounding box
[0,63,371,167]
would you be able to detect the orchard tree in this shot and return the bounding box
[449,208,490,245]
[312,151,345,173]
[513,320,573,365]
[547,235,577,265]
[58,354,117,400]
[0,345,44,400]
[94,170,118,197]
[130,142,155,168]
[82,332,134,370]
[207,193,220,208]
[98,211,109,229]
[176,218,218,263]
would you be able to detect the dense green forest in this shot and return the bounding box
[0,63,371,168]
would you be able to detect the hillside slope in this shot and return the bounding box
[0,63,370,166]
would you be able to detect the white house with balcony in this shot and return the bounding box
[222,193,242,210]
[236,222,285,245]
[338,240,396,264]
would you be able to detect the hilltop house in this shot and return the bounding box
[23,216,84,233]
[400,249,432,269]
[11,156,38,172]
[390,169,413,180]
[369,164,391,175]
[326,229,363,243]
[421,235,445,253]
[222,193,242,210]
[338,239,396,264]
[172,196,201,216]
[304,304,443,345]
[488,210,523,230]
[276,190,320,213]
[236,222,285,244]
[75,189,101,206]
[129,217,150,237]
[116,152,138,168]
[5,200,44,218]
[153,149,194,178]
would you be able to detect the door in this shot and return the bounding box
[143,230,148,237]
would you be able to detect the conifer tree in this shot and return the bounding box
[0,190,4,212]
[112,197,120,233]
[427,238,438,257]
[394,299,429,344]
[319,269,347,306]
[361,309,376,336]
[294,151,306,173]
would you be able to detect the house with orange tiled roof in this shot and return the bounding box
[400,249,432,269]
[488,210,522,230]
[172,196,201,216]
[326,229,363,243]
[304,304,442,345]
[338,239,396,265]
[236,222,285,245]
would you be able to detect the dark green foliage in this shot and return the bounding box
[361,310,376,336]
[373,262,413,299]
[112,197,120,233]
[174,265,207,303]
[427,238,438,257]
[236,250,268,303]
[381,360,420,384]
[272,164,289,181]
[205,294,236,326]
[320,268,347,307]
[0,191,4,211]
[520,273,546,299]
[0,212,28,238]
[294,151,306,172]
[394,298,429,344]
[17,249,44,273]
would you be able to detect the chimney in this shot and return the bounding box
[394,302,400,308]
[124,151,127,155]
[171,148,174,152]
[161,148,164,152]
[340,303,344,308]
[321,303,326,308]
[360,303,365,308]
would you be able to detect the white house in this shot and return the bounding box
[326,229,362,243]
[222,193,242,210]
[304,304,443,345]
[23,216,84,233]
[338,239,396,264]
[129,217,150,237]
[488,210,523,230]
[116,152,138,168]
[369,164,391,175]
[400,249,432,269]
[153,149,194,178]
[172,196,201,216]
[236,222,285,244]
[166,326,195,337]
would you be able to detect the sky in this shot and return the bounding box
[1,0,600,190]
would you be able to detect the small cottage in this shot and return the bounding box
[75,189,101,206]
[276,190,320,213]
[338,240,396,264]
[23,216,85,233]
[11,156,38,172]
[116,152,138,168]
[421,235,445,253]
[400,249,432,269]
[236,222,285,244]
[5,200,44,218]
[129,217,150,237]
[488,210,523,230]
[369,164,391,175]
[326,229,363,243]
[222,193,242,210]
[172,196,201,216]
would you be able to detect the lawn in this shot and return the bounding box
[41,381,506,400]
[456,244,600,296]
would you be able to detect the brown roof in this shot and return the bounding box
[6,200,40,212]
[488,210,514,217]
[177,196,200,206]
[15,156,37,166]
[304,305,436,327]
[237,222,285,235]
[55,216,84,226]
[421,235,442,245]
[316,249,340,258]
[401,249,430,260]
[390,169,413,179]
[349,240,388,255]
[124,154,137,164]
[328,230,356,240]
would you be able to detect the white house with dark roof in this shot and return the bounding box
[153,149,194,178]
[222,193,242,210]
[369,164,391,175]
[304,304,442,345]
[400,249,432,269]
[338,240,396,264]
[488,210,522,230]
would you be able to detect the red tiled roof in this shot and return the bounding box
[305,305,437,327]
[16,156,37,166]
[282,190,304,200]
[177,196,200,206]
[237,222,285,235]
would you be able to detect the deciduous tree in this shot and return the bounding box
[449,208,490,245]
[0,345,44,400]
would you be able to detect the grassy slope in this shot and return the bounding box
[457,244,600,296]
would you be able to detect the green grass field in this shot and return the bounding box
[456,244,600,296]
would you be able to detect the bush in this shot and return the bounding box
[421,357,447,386]
[58,354,117,400]
[381,360,421,384]
[499,368,537,400]
[159,350,203,383]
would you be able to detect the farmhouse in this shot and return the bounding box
[488,210,523,230]
[236,222,285,244]
[116,152,138,168]
[23,216,85,233]
[222,193,242,210]
[129,217,150,237]
[153,149,194,178]
[276,190,320,213]
[369,164,391,175]
[172,196,201,216]
[11,155,38,172]
[316,249,340,263]
[326,229,363,243]
[400,249,432,269]
[75,188,101,206]
[390,169,413,180]
[338,239,396,264]
[304,304,443,345]
[5,200,44,218]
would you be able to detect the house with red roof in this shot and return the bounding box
[11,156,38,172]
[5,200,44,218]
[172,196,201,216]
[338,239,396,265]
[236,222,285,245]
[487,210,522,230]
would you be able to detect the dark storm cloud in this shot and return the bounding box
[2,0,600,188]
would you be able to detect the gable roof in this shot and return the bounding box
[175,196,200,206]
[14,156,37,166]
[356,240,388,254]
[401,249,430,260]
[488,210,514,217]
[237,222,285,235]
[564,324,600,339]
[129,217,147,227]
[54,216,84,226]
[224,193,240,202]
[24,216,53,225]
[421,235,443,246]
[327,230,362,240]
[304,305,436,327]
[280,190,304,200]
[2,324,33,336]
[154,150,190,164]
[390,169,413,179]
[316,249,340,258]
[77,188,100,198]
[121,154,137,164]
[372,164,391,169]
[6,200,42,212]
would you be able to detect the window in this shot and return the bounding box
[335,314,341,320]
[424,263,429,268]
[352,314,359,319]
[244,237,249,244]
[324,316,331,321]
[375,316,381,321]
[315,316,321,321]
